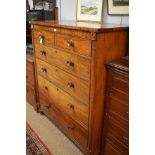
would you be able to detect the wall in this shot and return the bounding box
[28,0,129,25]
[57,0,129,25]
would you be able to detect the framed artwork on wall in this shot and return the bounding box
[76,0,103,22]
[108,0,129,15]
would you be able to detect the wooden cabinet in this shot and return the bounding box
[102,57,129,155]
[30,20,129,155]
[26,53,37,109]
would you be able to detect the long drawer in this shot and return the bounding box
[34,43,91,80]
[39,92,88,151]
[38,75,89,127]
[36,59,90,104]
[55,33,92,56]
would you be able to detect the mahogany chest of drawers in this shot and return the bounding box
[102,57,129,155]
[26,53,37,109]
[30,20,129,155]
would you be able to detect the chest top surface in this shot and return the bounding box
[30,20,129,32]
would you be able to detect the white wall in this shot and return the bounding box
[57,0,129,25]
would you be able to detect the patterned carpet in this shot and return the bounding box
[26,123,52,155]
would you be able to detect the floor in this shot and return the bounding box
[26,102,84,155]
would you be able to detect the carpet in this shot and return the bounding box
[26,123,53,155]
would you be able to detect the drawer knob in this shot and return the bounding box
[40,50,46,56]
[44,86,48,90]
[67,82,74,88]
[67,103,74,110]
[123,136,129,146]
[66,60,74,67]
[41,68,47,73]
[66,40,74,47]
[68,125,75,130]
[39,35,44,44]
[45,104,50,109]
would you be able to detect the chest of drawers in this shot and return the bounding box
[102,57,129,155]
[30,20,129,155]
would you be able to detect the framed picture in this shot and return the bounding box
[76,0,103,22]
[108,0,129,15]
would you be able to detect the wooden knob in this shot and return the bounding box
[67,82,74,88]
[40,50,46,56]
[66,40,74,47]
[68,124,75,130]
[45,104,50,109]
[41,68,47,73]
[39,35,44,44]
[123,136,129,146]
[66,60,74,67]
[44,86,48,90]
[67,103,74,110]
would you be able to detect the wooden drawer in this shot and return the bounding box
[35,43,91,81]
[111,71,129,94]
[106,118,129,153]
[107,92,129,124]
[104,138,123,155]
[36,59,89,104]
[55,33,92,56]
[26,84,36,107]
[38,75,89,127]
[33,29,54,46]
[40,95,88,150]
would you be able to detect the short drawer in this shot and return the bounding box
[36,59,89,104]
[33,29,54,46]
[111,71,129,94]
[55,33,92,56]
[35,43,91,81]
[106,118,129,152]
[38,75,89,127]
[26,84,36,107]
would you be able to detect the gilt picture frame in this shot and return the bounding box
[108,0,129,15]
[76,0,103,22]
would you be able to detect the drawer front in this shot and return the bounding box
[111,72,129,94]
[108,92,129,123]
[106,117,129,152]
[36,59,89,104]
[26,85,36,107]
[104,138,123,155]
[55,33,92,56]
[35,43,91,80]
[38,75,89,127]
[33,29,54,46]
[39,94,88,150]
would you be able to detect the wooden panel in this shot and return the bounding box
[33,29,54,46]
[35,43,91,81]
[38,75,89,127]
[55,33,92,56]
[26,84,36,107]
[36,59,89,104]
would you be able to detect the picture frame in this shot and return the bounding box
[108,0,129,15]
[76,0,103,22]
